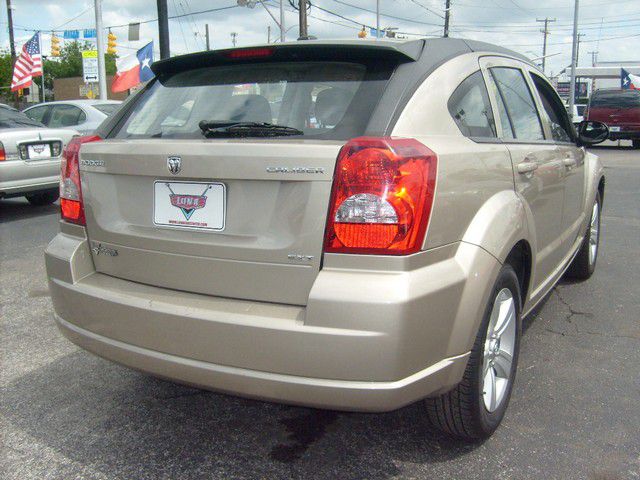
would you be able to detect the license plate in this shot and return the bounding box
[609,126,621,132]
[153,181,225,231]
[27,143,51,160]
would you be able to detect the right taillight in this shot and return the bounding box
[0,141,5,161]
[60,135,101,225]
[324,137,437,255]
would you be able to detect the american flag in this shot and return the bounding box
[11,32,42,92]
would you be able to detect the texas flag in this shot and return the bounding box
[621,68,640,90]
[111,41,154,93]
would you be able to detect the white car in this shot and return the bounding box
[566,103,585,126]
[23,100,121,135]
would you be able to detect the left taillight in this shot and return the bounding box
[60,135,101,225]
[324,137,437,255]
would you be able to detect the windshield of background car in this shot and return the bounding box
[0,108,44,128]
[590,90,640,109]
[111,61,393,140]
[93,103,120,116]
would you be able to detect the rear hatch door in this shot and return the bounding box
[80,44,419,305]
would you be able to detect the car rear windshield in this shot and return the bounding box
[0,108,44,128]
[590,90,640,109]
[93,103,120,116]
[111,61,392,140]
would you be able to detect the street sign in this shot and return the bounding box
[82,50,99,84]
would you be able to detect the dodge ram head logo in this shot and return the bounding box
[167,156,182,175]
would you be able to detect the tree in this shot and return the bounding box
[0,50,14,103]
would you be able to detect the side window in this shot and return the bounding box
[448,71,496,138]
[530,73,573,143]
[24,106,48,124]
[489,67,544,142]
[48,105,87,128]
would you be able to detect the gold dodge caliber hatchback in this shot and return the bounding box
[45,39,608,440]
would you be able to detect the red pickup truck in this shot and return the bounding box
[586,89,640,149]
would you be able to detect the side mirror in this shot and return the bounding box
[577,120,609,146]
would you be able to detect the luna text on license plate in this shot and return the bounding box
[153,181,225,231]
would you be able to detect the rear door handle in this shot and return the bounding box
[517,162,538,174]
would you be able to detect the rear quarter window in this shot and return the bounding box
[447,71,496,138]
[112,61,392,140]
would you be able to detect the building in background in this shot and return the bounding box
[52,76,128,101]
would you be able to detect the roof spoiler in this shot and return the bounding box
[151,40,424,76]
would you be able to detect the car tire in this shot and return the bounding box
[565,192,601,280]
[632,139,640,149]
[425,264,522,440]
[25,191,59,206]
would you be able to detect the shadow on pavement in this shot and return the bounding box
[0,198,58,224]
[0,350,481,479]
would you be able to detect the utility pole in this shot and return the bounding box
[443,0,450,38]
[6,0,17,104]
[576,32,585,66]
[568,0,579,121]
[231,32,237,47]
[94,0,108,100]
[157,0,170,59]
[280,0,285,42]
[588,50,598,93]
[536,17,556,74]
[298,0,308,40]
[376,0,380,39]
[6,0,15,63]
[267,25,271,43]
[205,24,210,50]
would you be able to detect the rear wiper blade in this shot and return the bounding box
[199,121,303,138]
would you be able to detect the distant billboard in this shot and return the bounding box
[556,81,588,98]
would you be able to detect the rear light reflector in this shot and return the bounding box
[225,47,274,59]
[324,137,437,255]
[60,135,101,225]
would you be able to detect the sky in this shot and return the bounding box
[2,0,639,78]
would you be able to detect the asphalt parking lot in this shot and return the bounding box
[1,146,639,480]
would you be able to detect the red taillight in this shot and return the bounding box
[60,135,101,225]
[324,137,437,255]
[225,47,274,59]
[0,141,5,161]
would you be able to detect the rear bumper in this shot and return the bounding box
[0,158,59,197]
[45,228,500,412]
[607,128,640,141]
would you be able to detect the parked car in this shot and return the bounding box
[23,99,122,135]
[45,39,607,440]
[0,103,18,111]
[585,88,640,148]
[0,108,78,204]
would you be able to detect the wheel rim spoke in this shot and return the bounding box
[483,367,497,412]
[493,349,512,379]
[588,202,599,265]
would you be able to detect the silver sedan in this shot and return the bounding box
[23,99,121,135]
[0,108,78,205]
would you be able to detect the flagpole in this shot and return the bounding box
[38,31,45,102]
[94,0,108,100]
